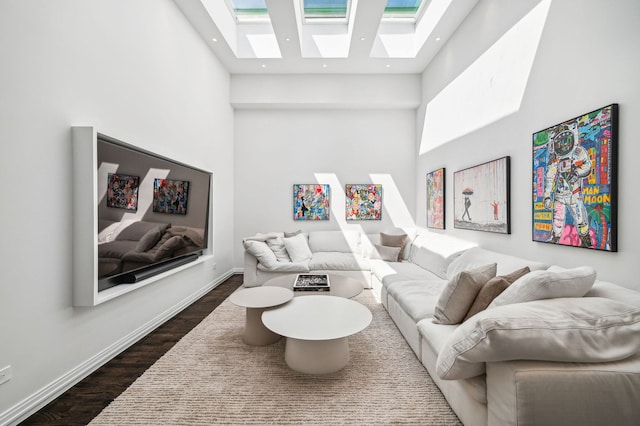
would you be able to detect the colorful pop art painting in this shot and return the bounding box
[532,104,617,251]
[454,157,510,234]
[106,173,139,211]
[345,184,382,220]
[426,168,445,229]
[293,184,330,220]
[153,178,190,215]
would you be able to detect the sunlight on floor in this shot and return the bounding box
[419,0,551,155]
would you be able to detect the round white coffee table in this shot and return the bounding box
[229,286,293,346]
[263,273,364,299]
[262,296,372,374]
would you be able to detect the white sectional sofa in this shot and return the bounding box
[243,229,640,425]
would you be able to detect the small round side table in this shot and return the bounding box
[229,286,294,346]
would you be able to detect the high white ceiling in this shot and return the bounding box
[174,0,479,74]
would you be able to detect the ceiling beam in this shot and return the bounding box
[265,0,302,59]
[348,0,387,58]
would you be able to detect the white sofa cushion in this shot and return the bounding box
[243,240,278,269]
[371,260,441,287]
[489,266,596,308]
[308,230,361,253]
[436,297,640,380]
[433,263,497,325]
[257,261,309,273]
[387,280,447,322]
[283,233,313,262]
[447,247,548,279]
[308,252,370,271]
[409,233,474,279]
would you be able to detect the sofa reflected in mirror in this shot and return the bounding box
[98,219,205,288]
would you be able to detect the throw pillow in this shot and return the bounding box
[283,233,313,262]
[284,229,302,238]
[369,244,402,262]
[153,235,187,261]
[135,226,164,252]
[379,233,408,260]
[243,239,278,269]
[436,297,640,380]
[488,266,596,308]
[266,237,291,263]
[433,263,497,325]
[463,267,530,321]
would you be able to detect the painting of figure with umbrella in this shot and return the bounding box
[454,157,510,234]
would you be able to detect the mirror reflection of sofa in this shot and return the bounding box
[97,219,205,279]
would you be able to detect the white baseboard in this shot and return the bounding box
[0,269,238,426]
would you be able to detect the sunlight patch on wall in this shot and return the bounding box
[419,0,551,155]
[369,173,415,228]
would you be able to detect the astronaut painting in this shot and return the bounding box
[532,104,618,252]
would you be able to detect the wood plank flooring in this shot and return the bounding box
[20,274,243,426]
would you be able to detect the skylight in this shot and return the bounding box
[228,0,269,21]
[303,0,350,20]
[384,0,424,19]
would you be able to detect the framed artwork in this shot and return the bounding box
[293,184,330,220]
[106,173,139,211]
[426,168,445,229]
[532,104,618,251]
[454,157,510,234]
[345,184,382,220]
[153,178,190,215]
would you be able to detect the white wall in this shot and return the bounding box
[234,105,417,264]
[417,0,640,290]
[0,0,234,421]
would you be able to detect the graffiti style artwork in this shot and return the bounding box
[532,104,618,251]
[293,184,330,220]
[345,184,382,220]
[426,168,445,229]
[454,157,510,234]
[106,173,139,211]
[153,178,190,215]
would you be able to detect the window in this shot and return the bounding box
[303,0,350,21]
[383,0,424,20]
[228,0,269,21]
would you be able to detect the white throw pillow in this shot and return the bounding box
[489,266,596,308]
[283,233,313,262]
[266,237,291,263]
[243,240,278,269]
[433,263,497,325]
[436,297,640,380]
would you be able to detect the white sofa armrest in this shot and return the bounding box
[243,250,259,287]
[486,354,640,426]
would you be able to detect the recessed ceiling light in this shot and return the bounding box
[261,64,267,68]
[322,64,327,68]
[386,64,391,68]
[285,37,291,42]
[435,37,441,41]
[211,37,218,42]
[360,37,366,41]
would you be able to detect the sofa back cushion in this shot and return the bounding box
[308,231,361,253]
[116,221,170,241]
[409,234,474,279]
[447,247,548,279]
[436,297,640,380]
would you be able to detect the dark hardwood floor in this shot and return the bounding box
[20,274,243,426]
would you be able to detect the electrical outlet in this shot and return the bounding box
[0,366,11,385]
[212,262,217,270]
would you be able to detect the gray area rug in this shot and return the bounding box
[91,290,461,425]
